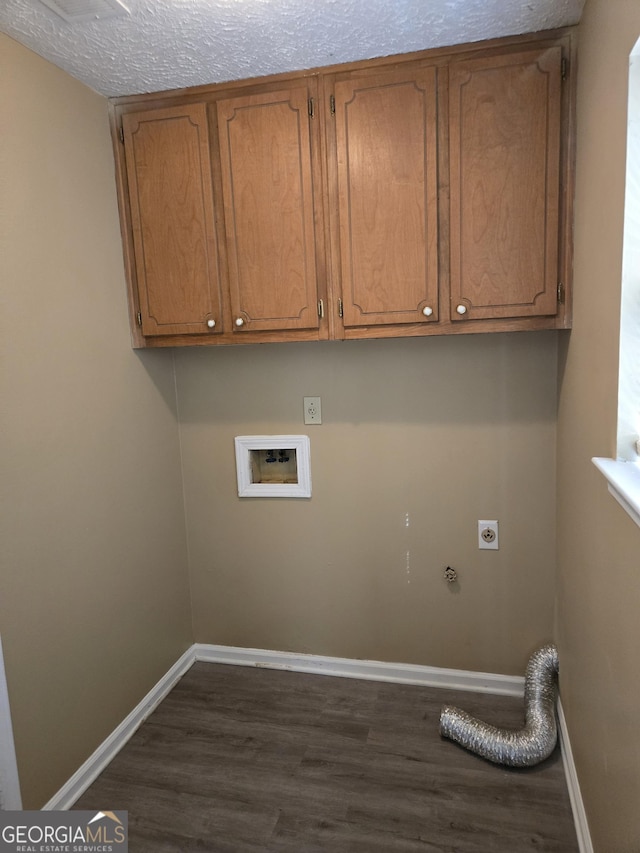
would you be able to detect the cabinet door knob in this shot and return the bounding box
[456,304,467,315]
[207,319,216,329]
[422,306,433,317]
[235,317,244,327]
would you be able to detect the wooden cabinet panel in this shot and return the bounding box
[332,66,439,330]
[448,47,562,321]
[217,83,323,335]
[122,104,222,336]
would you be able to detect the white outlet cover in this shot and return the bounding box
[478,519,499,550]
[304,396,322,425]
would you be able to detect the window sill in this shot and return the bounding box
[592,457,640,529]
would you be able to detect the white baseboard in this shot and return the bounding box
[45,643,528,810]
[557,698,594,853]
[0,636,22,809]
[43,647,195,811]
[194,643,526,696]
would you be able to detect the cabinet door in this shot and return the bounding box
[449,47,562,321]
[217,83,323,335]
[333,65,439,330]
[122,104,223,336]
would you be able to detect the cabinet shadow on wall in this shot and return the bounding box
[131,348,181,417]
[171,332,560,428]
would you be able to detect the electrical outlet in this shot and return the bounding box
[303,396,322,425]
[478,520,499,550]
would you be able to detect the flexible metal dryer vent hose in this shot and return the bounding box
[439,643,559,767]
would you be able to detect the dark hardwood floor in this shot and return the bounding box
[73,662,579,852]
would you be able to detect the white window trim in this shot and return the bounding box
[597,38,640,532]
[592,457,640,529]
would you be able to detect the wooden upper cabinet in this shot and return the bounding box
[216,82,325,335]
[448,46,563,321]
[331,65,439,331]
[111,30,574,347]
[122,104,223,337]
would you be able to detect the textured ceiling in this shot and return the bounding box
[0,0,585,98]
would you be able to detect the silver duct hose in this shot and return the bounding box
[439,643,559,767]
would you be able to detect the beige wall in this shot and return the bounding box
[176,331,558,674]
[556,1,640,850]
[0,35,192,808]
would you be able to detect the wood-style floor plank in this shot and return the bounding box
[73,662,579,852]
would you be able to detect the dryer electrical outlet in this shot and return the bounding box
[478,520,499,550]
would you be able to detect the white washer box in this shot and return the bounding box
[234,435,311,498]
